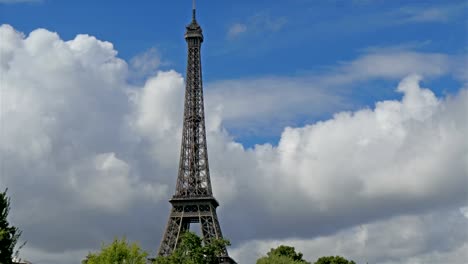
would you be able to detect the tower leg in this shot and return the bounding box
[158,216,182,256]
[157,201,229,258]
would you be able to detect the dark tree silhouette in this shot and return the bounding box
[0,189,22,264]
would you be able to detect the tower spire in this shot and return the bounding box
[192,0,196,21]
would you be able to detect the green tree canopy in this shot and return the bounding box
[0,189,22,264]
[313,256,356,264]
[82,237,148,264]
[153,232,230,264]
[257,254,309,264]
[256,245,310,264]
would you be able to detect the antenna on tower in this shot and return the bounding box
[192,0,196,21]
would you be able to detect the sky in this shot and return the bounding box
[0,0,467,263]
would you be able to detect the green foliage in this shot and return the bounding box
[257,254,308,264]
[83,237,148,264]
[313,256,356,264]
[0,189,22,264]
[153,232,230,264]
[256,245,310,264]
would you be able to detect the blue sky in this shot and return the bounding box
[2,0,465,71]
[3,1,465,72]
[1,1,467,264]
[2,5,464,81]
[1,0,466,147]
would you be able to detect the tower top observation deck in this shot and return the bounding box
[185,0,203,41]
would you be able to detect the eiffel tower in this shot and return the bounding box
[157,2,236,263]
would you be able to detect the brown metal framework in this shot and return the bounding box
[157,5,235,264]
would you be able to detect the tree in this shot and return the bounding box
[313,256,356,264]
[153,232,230,264]
[257,245,310,264]
[83,237,148,264]
[0,189,22,264]
[257,254,309,264]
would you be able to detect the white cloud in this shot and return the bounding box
[1,24,467,264]
[67,152,167,211]
[205,76,346,134]
[312,3,466,38]
[227,12,287,39]
[230,208,468,263]
[233,75,467,221]
[0,25,167,258]
[460,207,468,219]
[227,23,247,39]
[325,51,451,84]
[129,47,163,80]
[128,70,185,168]
[205,49,455,137]
[398,4,465,23]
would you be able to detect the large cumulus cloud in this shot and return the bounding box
[230,207,468,263]
[0,24,170,257]
[0,24,467,264]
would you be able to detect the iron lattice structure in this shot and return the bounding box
[157,6,236,264]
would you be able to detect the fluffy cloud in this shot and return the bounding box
[227,12,287,39]
[1,24,466,264]
[0,24,168,256]
[205,48,458,139]
[216,75,467,245]
[0,25,162,212]
[328,51,451,83]
[129,47,163,80]
[230,207,468,264]
[227,23,247,39]
[129,70,185,168]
